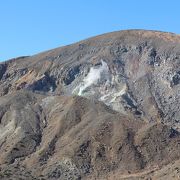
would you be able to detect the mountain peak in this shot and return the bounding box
[0,30,180,179]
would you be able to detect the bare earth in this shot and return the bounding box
[0,30,180,179]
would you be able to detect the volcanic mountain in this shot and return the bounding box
[0,30,180,179]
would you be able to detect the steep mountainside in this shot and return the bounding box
[0,30,180,179]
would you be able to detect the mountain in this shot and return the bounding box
[0,30,180,179]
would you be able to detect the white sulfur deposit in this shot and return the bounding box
[72,60,127,113]
[78,60,110,95]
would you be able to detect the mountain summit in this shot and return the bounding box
[0,30,180,179]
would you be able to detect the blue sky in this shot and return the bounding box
[0,0,180,61]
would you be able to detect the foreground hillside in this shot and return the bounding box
[0,30,180,179]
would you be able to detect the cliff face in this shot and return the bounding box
[0,30,180,179]
[1,30,180,128]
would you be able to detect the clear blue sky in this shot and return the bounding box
[0,0,180,61]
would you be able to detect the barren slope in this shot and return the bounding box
[0,91,179,179]
[0,30,180,179]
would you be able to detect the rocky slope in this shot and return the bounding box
[0,30,180,179]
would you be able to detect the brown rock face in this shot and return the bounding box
[0,30,180,179]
